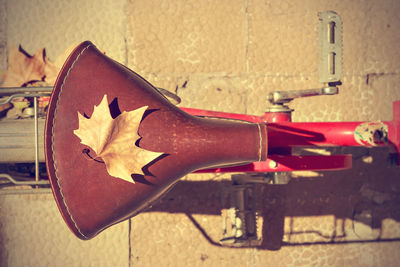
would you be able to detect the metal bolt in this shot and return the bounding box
[269,160,278,169]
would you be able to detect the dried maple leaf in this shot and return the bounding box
[2,44,76,87]
[2,43,104,87]
[2,45,47,87]
[74,95,163,183]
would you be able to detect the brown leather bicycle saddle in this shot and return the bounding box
[45,41,267,239]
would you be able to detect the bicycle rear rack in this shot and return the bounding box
[0,86,52,194]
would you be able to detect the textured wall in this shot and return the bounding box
[5,0,127,64]
[0,0,7,70]
[1,0,400,266]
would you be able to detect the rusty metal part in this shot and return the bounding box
[354,122,389,146]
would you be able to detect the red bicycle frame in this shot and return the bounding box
[181,100,400,173]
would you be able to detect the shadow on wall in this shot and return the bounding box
[146,146,400,250]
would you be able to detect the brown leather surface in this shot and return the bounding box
[45,41,267,239]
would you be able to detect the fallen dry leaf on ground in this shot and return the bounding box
[2,46,47,87]
[74,94,163,183]
[2,44,78,87]
[0,44,80,117]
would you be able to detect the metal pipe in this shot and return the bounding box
[0,188,51,195]
[0,86,53,95]
[0,173,49,185]
[34,96,39,182]
[0,93,51,105]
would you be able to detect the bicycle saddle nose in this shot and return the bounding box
[45,41,268,239]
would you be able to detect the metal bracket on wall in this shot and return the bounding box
[318,10,342,84]
[266,11,342,113]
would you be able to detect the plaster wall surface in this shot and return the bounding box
[0,0,400,266]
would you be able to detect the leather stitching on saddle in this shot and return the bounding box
[51,44,92,239]
[257,123,262,162]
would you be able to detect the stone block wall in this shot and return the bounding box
[1,0,400,266]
